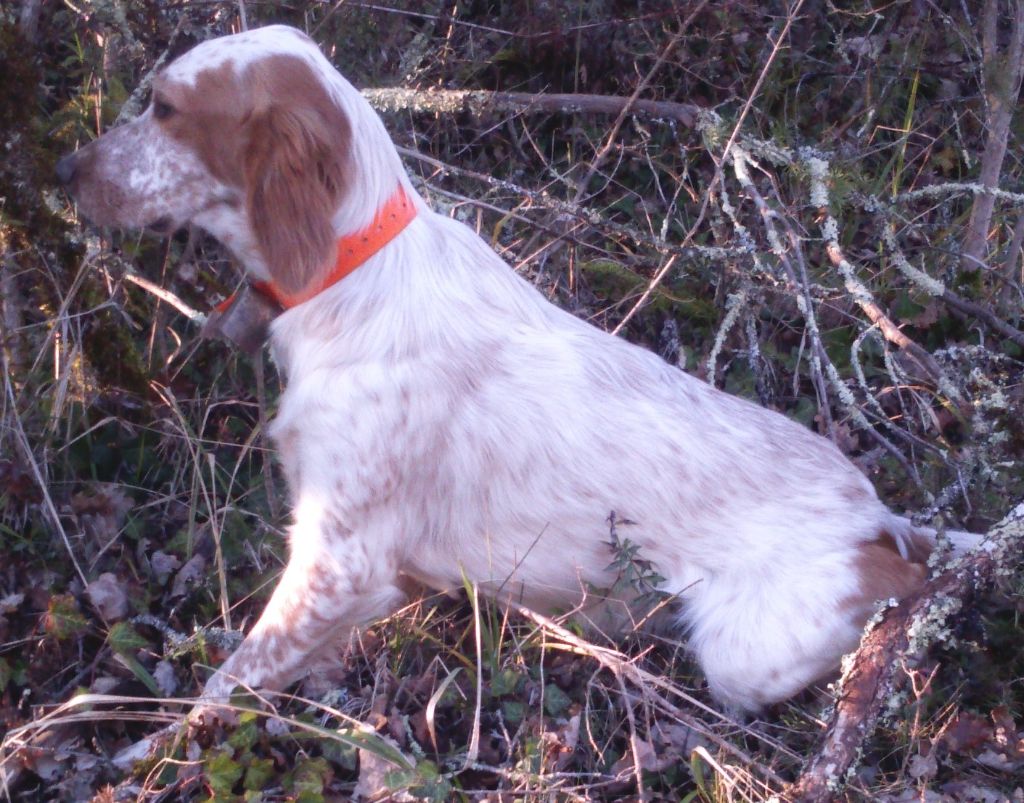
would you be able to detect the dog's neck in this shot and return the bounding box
[205,184,417,354]
[254,185,417,310]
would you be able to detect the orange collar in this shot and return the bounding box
[223,185,417,312]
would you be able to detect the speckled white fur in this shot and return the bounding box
[63,26,978,714]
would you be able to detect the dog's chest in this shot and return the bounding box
[267,355,452,515]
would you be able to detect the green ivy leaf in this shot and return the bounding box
[543,683,571,717]
[205,750,244,797]
[107,621,148,654]
[243,757,275,792]
[501,700,525,724]
[289,756,331,796]
[490,667,521,697]
[228,718,260,751]
[321,739,358,771]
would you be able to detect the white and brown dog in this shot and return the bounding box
[57,25,974,716]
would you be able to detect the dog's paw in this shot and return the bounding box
[186,699,240,745]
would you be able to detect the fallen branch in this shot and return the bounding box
[789,503,1024,802]
[361,87,700,129]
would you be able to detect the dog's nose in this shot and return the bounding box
[56,153,78,187]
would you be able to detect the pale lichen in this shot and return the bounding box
[906,593,963,654]
[802,151,831,208]
[881,225,946,296]
[705,289,747,385]
[894,180,1024,207]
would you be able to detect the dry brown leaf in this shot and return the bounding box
[907,751,938,781]
[0,592,24,616]
[152,660,178,696]
[150,550,181,585]
[171,554,208,598]
[70,484,133,546]
[943,710,992,753]
[85,573,128,621]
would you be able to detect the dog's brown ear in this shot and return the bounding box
[244,82,351,298]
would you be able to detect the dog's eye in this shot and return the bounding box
[153,99,175,120]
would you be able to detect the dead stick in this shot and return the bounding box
[939,287,1024,349]
[361,87,700,129]
[789,503,1024,802]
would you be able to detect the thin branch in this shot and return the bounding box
[398,145,747,263]
[939,286,1024,348]
[570,5,705,205]
[611,0,806,334]
[123,270,206,323]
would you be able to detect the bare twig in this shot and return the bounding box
[612,0,806,334]
[569,7,703,206]
[398,145,747,264]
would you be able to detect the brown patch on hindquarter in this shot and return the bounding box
[840,532,928,623]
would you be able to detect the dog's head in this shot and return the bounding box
[57,26,360,296]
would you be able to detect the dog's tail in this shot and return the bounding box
[886,514,983,563]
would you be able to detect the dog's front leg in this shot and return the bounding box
[199,510,407,711]
[113,510,406,768]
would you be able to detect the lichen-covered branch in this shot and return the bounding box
[938,286,1024,349]
[361,87,701,129]
[788,503,1024,802]
[805,152,968,415]
[875,206,1024,348]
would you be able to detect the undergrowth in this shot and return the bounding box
[1,1,1023,801]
